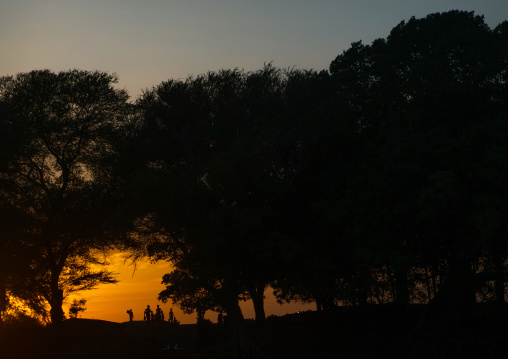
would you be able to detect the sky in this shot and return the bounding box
[1,0,507,100]
[66,252,314,324]
[2,0,507,324]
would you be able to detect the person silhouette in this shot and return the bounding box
[127,309,134,322]
[155,305,164,322]
[168,308,174,324]
[144,305,153,323]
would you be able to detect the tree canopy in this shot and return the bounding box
[112,12,508,331]
[325,10,508,308]
[0,69,129,324]
[2,12,508,343]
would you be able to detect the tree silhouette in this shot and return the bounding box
[328,11,508,309]
[0,69,128,324]
[119,65,335,332]
[68,298,87,319]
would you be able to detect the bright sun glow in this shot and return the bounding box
[68,252,313,324]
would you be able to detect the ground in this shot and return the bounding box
[1,305,508,358]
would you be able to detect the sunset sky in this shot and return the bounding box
[2,0,507,324]
[67,252,314,324]
[1,1,506,100]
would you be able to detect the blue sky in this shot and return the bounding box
[1,0,506,99]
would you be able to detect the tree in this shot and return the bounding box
[119,66,335,332]
[0,69,129,324]
[328,11,508,308]
[131,67,281,325]
[68,298,87,319]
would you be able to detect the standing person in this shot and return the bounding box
[144,305,153,324]
[127,309,134,322]
[155,305,164,322]
[168,308,174,324]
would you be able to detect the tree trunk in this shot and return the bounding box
[248,283,266,324]
[316,297,323,311]
[394,268,410,305]
[0,242,7,324]
[224,297,245,330]
[356,289,368,306]
[0,275,6,325]
[49,284,64,325]
[315,291,336,310]
[493,254,506,303]
[425,267,433,303]
[437,254,476,310]
[219,298,270,359]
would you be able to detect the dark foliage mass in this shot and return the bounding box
[1,9,508,357]
[0,70,126,324]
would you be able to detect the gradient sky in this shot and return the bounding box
[2,0,507,323]
[1,0,507,100]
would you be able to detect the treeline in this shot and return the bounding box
[1,11,508,327]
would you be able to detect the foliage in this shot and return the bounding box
[120,65,334,324]
[117,11,508,325]
[68,298,87,319]
[327,10,508,306]
[1,10,508,335]
[0,69,127,324]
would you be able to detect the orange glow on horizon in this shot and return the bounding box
[68,253,314,324]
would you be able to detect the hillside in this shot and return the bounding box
[2,305,508,358]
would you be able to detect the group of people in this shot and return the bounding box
[126,305,178,324]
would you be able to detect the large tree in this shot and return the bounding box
[0,69,129,324]
[120,66,332,330]
[328,11,508,308]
